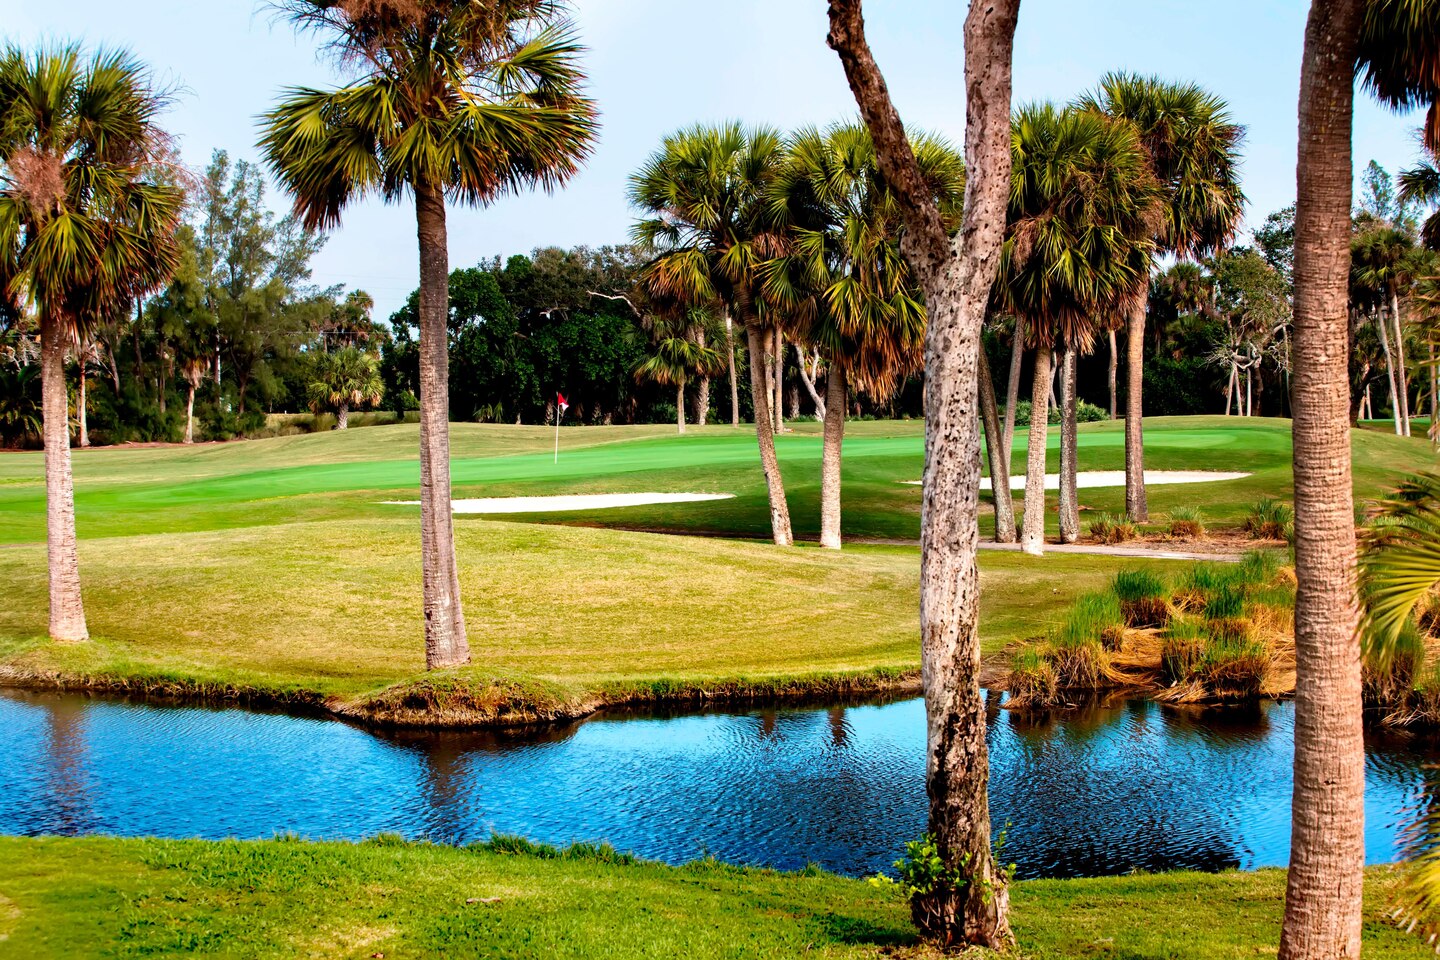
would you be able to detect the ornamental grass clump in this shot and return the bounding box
[1168,507,1206,540]
[1049,592,1123,688]
[1242,497,1294,541]
[1193,634,1271,701]
[1087,512,1136,545]
[1160,617,1206,685]
[1113,569,1170,628]
[1007,647,1059,706]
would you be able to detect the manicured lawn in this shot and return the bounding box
[0,836,1428,959]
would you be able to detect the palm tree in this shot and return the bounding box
[633,314,724,435]
[996,103,1158,554]
[0,44,183,642]
[1359,0,1440,153]
[1278,2,1367,956]
[1078,74,1245,523]
[629,122,793,545]
[768,122,965,548]
[260,0,598,671]
[1352,227,1417,434]
[308,346,383,429]
[1399,151,1440,248]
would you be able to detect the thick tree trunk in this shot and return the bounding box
[1123,295,1148,521]
[726,317,739,427]
[1021,341,1052,556]
[828,0,1018,948]
[1391,290,1411,436]
[1107,328,1118,419]
[819,365,847,549]
[414,179,471,670]
[1374,307,1401,435]
[676,382,686,434]
[41,316,88,641]
[184,383,196,444]
[1002,315,1025,464]
[744,320,793,546]
[337,403,350,430]
[977,344,1015,543]
[1278,2,1365,956]
[1058,342,1079,544]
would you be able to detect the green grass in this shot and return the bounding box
[0,836,1429,959]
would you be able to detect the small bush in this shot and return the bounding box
[1363,617,1425,707]
[1168,507,1206,540]
[1242,497,1294,541]
[1007,400,1061,427]
[1076,400,1108,423]
[1054,592,1125,647]
[1088,512,1136,544]
[1203,584,1246,622]
[1008,648,1059,705]
[1161,618,1206,684]
[1195,636,1270,700]
[1237,550,1282,587]
[1114,568,1170,627]
[1049,638,1109,689]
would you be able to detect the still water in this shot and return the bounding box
[0,690,1434,879]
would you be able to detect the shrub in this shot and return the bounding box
[1088,512,1136,544]
[1114,568,1170,627]
[1076,400,1108,423]
[1168,507,1206,540]
[1007,400,1061,427]
[1242,497,1294,541]
[1161,618,1206,684]
[1007,648,1059,705]
[1049,637,1109,689]
[1054,591,1125,647]
[1237,550,1282,587]
[1195,635,1271,700]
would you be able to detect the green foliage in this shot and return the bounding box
[1169,506,1206,539]
[1054,591,1125,646]
[0,362,39,446]
[1113,568,1167,602]
[1242,497,1294,541]
[1088,512,1136,544]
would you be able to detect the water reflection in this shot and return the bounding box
[0,690,1434,879]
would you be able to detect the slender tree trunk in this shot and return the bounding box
[77,367,88,449]
[676,382,686,434]
[744,320,793,545]
[1374,307,1401,435]
[726,317,739,427]
[828,0,1018,947]
[1003,315,1025,464]
[414,179,470,670]
[1225,360,1236,415]
[978,344,1016,543]
[819,365,847,549]
[1278,2,1365,955]
[1107,328,1118,419]
[41,316,88,642]
[772,327,785,433]
[1124,294,1148,521]
[1391,290,1411,436]
[1058,342,1079,544]
[1021,340,1051,556]
[796,343,827,420]
[694,329,710,427]
[337,402,349,431]
[184,382,196,444]
[1430,342,1438,449]
[1246,367,1253,417]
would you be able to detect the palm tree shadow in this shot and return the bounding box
[808,911,916,948]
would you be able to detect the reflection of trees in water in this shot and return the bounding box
[827,707,849,748]
[43,695,92,834]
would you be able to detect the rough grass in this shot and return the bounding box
[0,836,1430,960]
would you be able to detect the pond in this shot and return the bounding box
[1,689,1434,880]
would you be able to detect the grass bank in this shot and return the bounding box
[0,836,1428,959]
[0,518,1179,726]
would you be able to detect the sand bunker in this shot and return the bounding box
[383,492,736,514]
[904,470,1249,491]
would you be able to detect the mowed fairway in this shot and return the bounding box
[0,415,1431,712]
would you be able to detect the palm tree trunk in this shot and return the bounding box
[676,382,686,434]
[1124,294,1148,521]
[77,367,89,449]
[184,382,196,444]
[1107,328,1118,419]
[337,402,349,430]
[726,317,739,427]
[1391,290,1411,436]
[819,365,847,549]
[829,0,1018,945]
[744,320,793,546]
[1225,361,1236,415]
[1430,343,1437,449]
[1003,315,1025,464]
[1058,342,1079,544]
[795,344,827,420]
[694,329,710,427]
[1278,2,1366,955]
[1374,307,1402,435]
[41,315,88,642]
[1021,340,1052,556]
[772,328,785,433]
[414,179,471,671]
[978,344,1015,543]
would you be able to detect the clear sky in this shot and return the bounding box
[5,0,1427,320]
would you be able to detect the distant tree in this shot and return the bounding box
[0,44,184,641]
[632,312,723,434]
[307,346,383,429]
[261,0,599,671]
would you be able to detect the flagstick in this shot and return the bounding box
[554,410,560,464]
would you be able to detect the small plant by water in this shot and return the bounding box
[1114,569,1169,628]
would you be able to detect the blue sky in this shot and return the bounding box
[6,0,1427,320]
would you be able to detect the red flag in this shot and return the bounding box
[556,392,569,414]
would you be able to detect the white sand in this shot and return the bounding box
[904,470,1250,491]
[382,492,736,514]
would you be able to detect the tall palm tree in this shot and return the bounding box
[1078,74,1245,523]
[308,345,384,429]
[768,122,966,548]
[996,103,1158,555]
[260,0,598,670]
[1359,0,1440,153]
[633,314,724,435]
[629,122,793,545]
[1278,2,1366,956]
[1352,226,1417,435]
[0,44,183,641]
[1399,150,1440,249]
